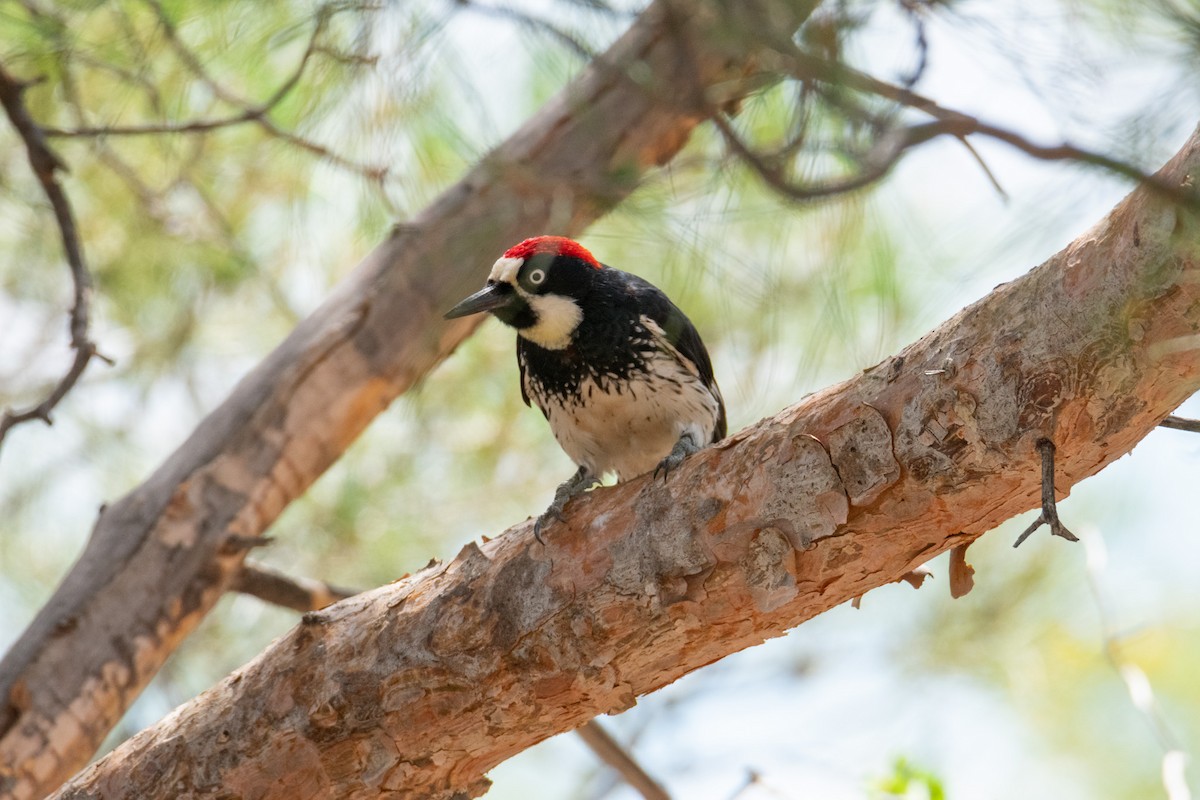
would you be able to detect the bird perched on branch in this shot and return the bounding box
[445,235,726,539]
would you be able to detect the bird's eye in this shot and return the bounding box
[528,269,546,285]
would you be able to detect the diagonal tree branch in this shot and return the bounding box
[0,62,105,453]
[233,563,673,799]
[51,122,1200,800]
[0,2,817,797]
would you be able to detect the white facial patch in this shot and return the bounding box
[520,294,582,350]
[488,256,524,284]
[488,254,582,349]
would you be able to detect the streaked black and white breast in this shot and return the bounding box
[518,268,726,481]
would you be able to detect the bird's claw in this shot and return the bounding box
[533,503,567,544]
[534,468,591,545]
[654,434,699,482]
[653,452,685,481]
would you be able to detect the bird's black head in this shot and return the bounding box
[443,236,602,350]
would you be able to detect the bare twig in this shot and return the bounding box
[897,0,929,90]
[232,561,359,612]
[576,719,672,800]
[1159,415,1200,433]
[1013,439,1079,548]
[0,62,105,452]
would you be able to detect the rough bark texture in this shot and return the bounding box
[0,2,817,797]
[51,127,1200,800]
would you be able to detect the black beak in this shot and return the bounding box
[444,283,514,319]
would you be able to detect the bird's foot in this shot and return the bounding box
[653,433,701,481]
[534,466,596,543]
[533,503,566,544]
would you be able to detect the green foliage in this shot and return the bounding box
[872,758,947,800]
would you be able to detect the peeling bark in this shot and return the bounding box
[51,127,1200,800]
[0,2,818,797]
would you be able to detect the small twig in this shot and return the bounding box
[1013,439,1079,548]
[1159,415,1200,433]
[954,135,1009,200]
[897,0,929,90]
[232,560,359,613]
[576,719,671,800]
[0,62,106,452]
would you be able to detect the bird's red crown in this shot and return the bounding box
[503,236,601,269]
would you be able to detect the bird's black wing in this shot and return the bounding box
[619,270,727,441]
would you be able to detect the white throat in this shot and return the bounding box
[519,294,582,350]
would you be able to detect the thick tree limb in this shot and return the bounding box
[52,126,1200,799]
[233,564,669,799]
[0,2,815,797]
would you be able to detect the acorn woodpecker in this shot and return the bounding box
[445,235,726,538]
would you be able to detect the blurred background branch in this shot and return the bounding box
[0,62,103,451]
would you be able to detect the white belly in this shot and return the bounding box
[538,359,721,481]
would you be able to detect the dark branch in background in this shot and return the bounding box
[1159,415,1200,433]
[897,0,929,90]
[0,63,107,453]
[575,720,672,800]
[234,560,671,800]
[712,42,1200,209]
